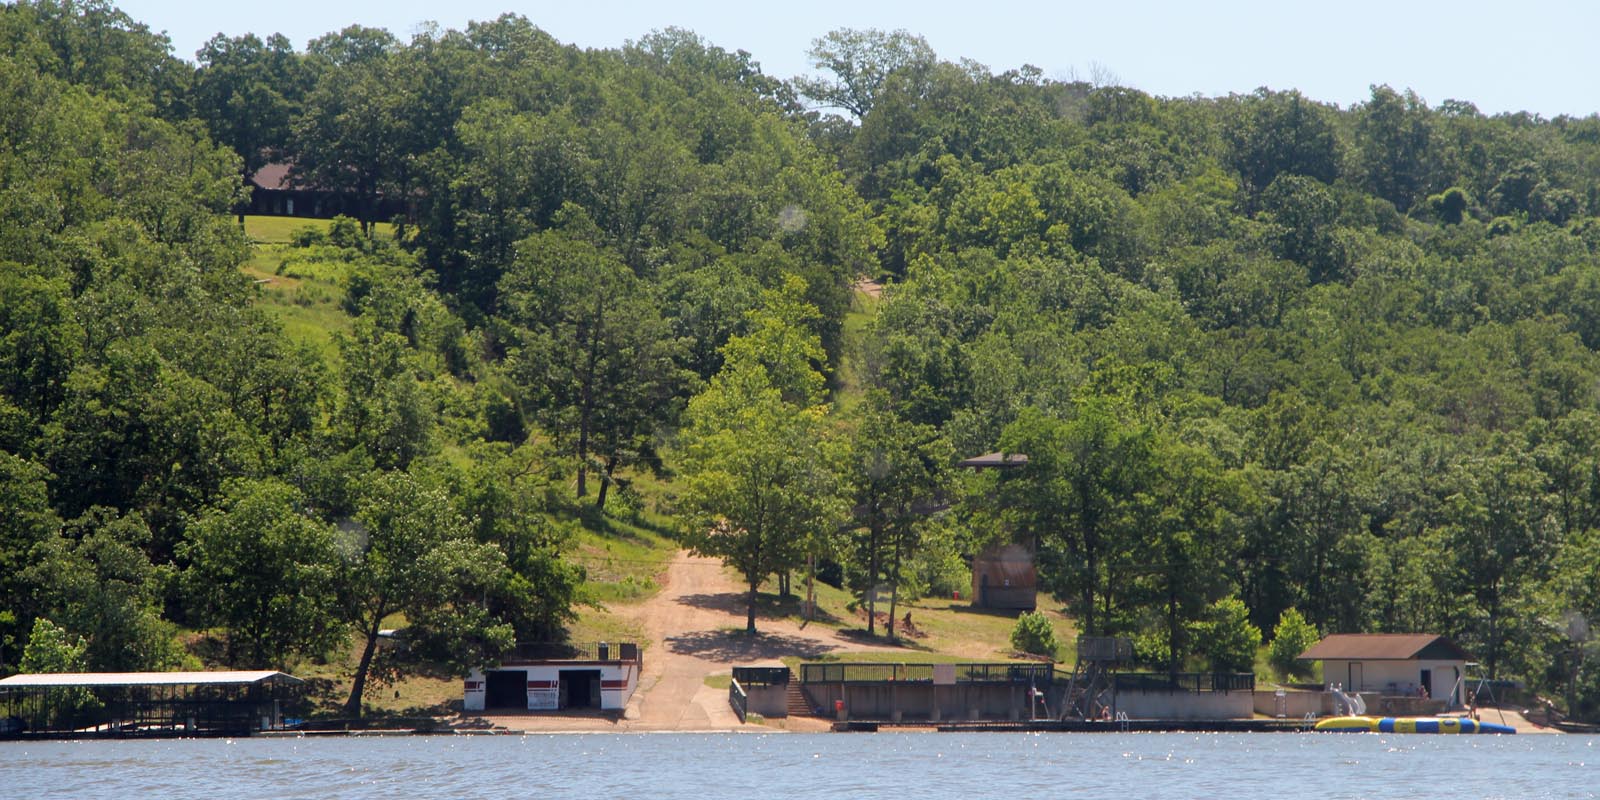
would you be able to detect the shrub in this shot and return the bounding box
[1194,597,1261,673]
[1010,611,1059,658]
[1267,607,1318,678]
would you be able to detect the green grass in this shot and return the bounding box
[833,286,883,410]
[241,215,395,244]
[242,243,351,359]
[569,513,678,605]
[745,566,1076,663]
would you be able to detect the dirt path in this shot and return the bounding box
[490,551,897,733]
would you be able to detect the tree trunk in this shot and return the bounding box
[887,532,904,640]
[866,518,881,636]
[746,578,759,635]
[805,552,816,624]
[595,454,618,509]
[345,616,383,717]
[575,295,604,499]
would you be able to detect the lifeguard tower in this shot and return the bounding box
[1061,636,1132,721]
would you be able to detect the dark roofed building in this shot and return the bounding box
[245,162,406,221]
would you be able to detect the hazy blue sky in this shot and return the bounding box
[116,0,1599,117]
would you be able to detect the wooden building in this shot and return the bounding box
[244,163,407,221]
[971,542,1038,611]
[959,451,1038,611]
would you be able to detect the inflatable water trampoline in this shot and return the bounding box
[1314,715,1515,734]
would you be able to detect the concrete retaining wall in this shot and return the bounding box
[801,683,1049,722]
[1114,690,1253,720]
[745,685,788,718]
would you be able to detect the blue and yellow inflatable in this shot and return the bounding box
[1314,716,1515,734]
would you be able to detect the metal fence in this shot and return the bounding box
[1112,672,1256,694]
[799,662,1055,685]
[728,679,748,723]
[507,642,641,662]
[731,667,790,687]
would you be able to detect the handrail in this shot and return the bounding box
[799,662,1055,685]
[1112,672,1256,694]
[728,679,748,724]
[731,667,790,687]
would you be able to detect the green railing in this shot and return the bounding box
[731,667,790,687]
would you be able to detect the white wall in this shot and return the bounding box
[463,661,639,712]
[1320,659,1464,707]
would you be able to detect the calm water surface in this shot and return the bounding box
[3,732,1595,799]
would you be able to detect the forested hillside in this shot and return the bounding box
[2,1,1598,720]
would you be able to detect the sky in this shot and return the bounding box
[116,0,1600,118]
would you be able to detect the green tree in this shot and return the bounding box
[677,351,840,634]
[27,508,184,671]
[181,479,342,669]
[340,470,513,716]
[499,222,687,505]
[1010,611,1059,658]
[844,390,950,637]
[1267,607,1318,678]
[19,617,86,673]
[990,400,1154,637]
[794,28,935,117]
[1193,596,1261,673]
[1439,449,1557,679]
[191,32,310,186]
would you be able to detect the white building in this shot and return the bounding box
[1298,633,1469,708]
[464,643,641,713]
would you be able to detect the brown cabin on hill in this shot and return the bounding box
[971,542,1037,611]
[960,451,1038,611]
[245,162,407,221]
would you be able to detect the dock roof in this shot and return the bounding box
[0,671,301,689]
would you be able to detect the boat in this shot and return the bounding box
[1314,715,1515,734]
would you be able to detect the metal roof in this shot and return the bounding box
[1298,634,1469,662]
[957,451,1029,470]
[0,671,302,689]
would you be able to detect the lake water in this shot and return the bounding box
[3,732,1595,799]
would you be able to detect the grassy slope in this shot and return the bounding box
[232,216,679,716]
[238,248,1069,717]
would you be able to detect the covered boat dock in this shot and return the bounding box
[0,670,303,739]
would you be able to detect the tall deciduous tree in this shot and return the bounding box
[181,478,342,669]
[340,470,512,716]
[677,289,841,633]
[499,219,687,505]
[844,390,950,637]
[795,28,935,117]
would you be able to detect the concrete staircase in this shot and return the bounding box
[785,670,814,717]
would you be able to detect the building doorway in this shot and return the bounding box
[485,670,528,710]
[1348,662,1363,692]
[1420,669,1432,698]
[560,670,602,709]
